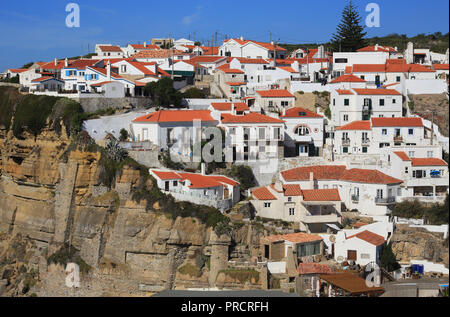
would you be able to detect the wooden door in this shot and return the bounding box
[347,250,357,261]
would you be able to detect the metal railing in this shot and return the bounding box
[375,196,396,205]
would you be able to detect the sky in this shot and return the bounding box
[0,0,448,71]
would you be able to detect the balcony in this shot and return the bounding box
[394,136,403,142]
[375,196,396,205]
[361,138,370,145]
[300,213,341,224]
[351,195,359,203]
[341,138,350,145]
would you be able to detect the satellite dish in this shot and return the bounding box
[329,235,336,243]
[337,256,344,262]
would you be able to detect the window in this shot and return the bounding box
[343,147,348,153]
[408,129,414,135]
[397,188,401,196]
[382,129,387,135]
[392,99,396,104]
[297,242,321,257]
[288,197,292,202]
[289,208,295,216]
[281,101,289,107]
[295,125,310,136]
[121,65,127,73]
[333,185,338,189]
[324,185,329,189]
[360,75,365,80]
[334,58,348,63]
[173,181,178,187]
[408,151,415,158]
[362,147,368,153]
[376,189,383,199]
[427,151,433,158]
[380,99,385,106]
[268,101,273,107]
[333,99,336,106]
[343,115,349,122]
[264,202,272,208]
[259,128,266,140]
[344,99,349,106]
[273,127,281,140]
[405,167,408,174]
[396,76,401,82]
[361,253,371,259]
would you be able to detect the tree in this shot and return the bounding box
[119,128,129,142]
[183,87,206,99]
[331,1,367,52]
[380,243,400,272]
[228,165,256,191]
[144,78,182,108]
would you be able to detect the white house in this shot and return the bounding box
[329,88,403,127]
[388,151,448,203]
[281,165,404,216]
[29,76,65,92]
[281,107,324,157]
[334,117,428,155]
[188,56,227,75]
[334,230,385,266]
[150,168,240,212]
[5,68,28,79]
[332,51,390,77]
[219,38,287,59]
[251,182,342,233]
[218,112,285,162]
[214,64,246,99]
[84,64,136,96]
[94,45,125,59]
[122,43,160,58]
[130,110,218,156]
[254,89,296,113]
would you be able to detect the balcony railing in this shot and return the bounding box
[342,138,350,145]
[394,136,403,142]
[361,138,370,145]
[351,195,359,202]
[375,196,396,205]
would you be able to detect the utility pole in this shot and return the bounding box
[269,31,272,43]
[171,46,174,80]
[215,31,218,47]
[430,110,435,146]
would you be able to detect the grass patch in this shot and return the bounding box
[178,263,202,278]
[47,244,91,274]
[218,269,260,284]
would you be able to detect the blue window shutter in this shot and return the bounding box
[66,70,70,76]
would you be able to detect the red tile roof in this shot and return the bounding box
[252,187,277,200]
[99,45,123,52]
[336,121,371,131]
[224,39,286,51]
[278,66,298,73]
[281,107,323,118]
[256,89,295,98]
[228,57,269,64]
[298,263,332,275]
[393,151,411,161]
[211,102,249,112]
[282,165,402,185]
[152,170,183,180]
[221,112,285,124]
[330,74,366,83]
[357,45,397,53]
[352,62,435,73]
[347,230,385,246]
[133,110,216,123]
[434,64,449,70]
[216,64,244,74]
[225,82,247,86]
[302,189,341,201]
[264,232,323,244]
[340,168,403,185]
[31,76,61,83]
[8,68,28,73]
[133,49,180,59]
[371,117,423,127]
[281,165,347,182]
[411,158,448,167]
[283,184,302,196]
[130,44,160,50]
[336,89,354,95]
[353,88,401,96]
[90,81,116,87]
[190,56,227,64]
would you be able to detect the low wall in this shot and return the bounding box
[290,82,330,94]
[267,261,286,274]
[406,79,448,95]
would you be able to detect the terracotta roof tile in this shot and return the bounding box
[336,121,371,131]
[302,189,341,201]
[211,102,249,112]
[264,232,323,244]
[393,151,411,161]
[371,117,423,127]
[353,88,401,96]
[133,110,216,123]
[336,89,354,95]
[411,158,448,166]
[298,263,332,275]
[347,230,385,246]
[221,112,285,124]
[252,187,276,200]
[281,165,347,182]
[283,184,302,196]
[330,74,366,83]
[281,107,323,118]
[256,89,295,98]
[340,168,403,185]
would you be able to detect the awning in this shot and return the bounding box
[326,224,341,231]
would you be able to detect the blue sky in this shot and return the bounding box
[0,0,448,71]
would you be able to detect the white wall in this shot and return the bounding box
[405,79,448,95]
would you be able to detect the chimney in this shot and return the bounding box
[240,36,244,41]
[282,108,286,116]
[375,44,379,51]
[64,58,68,68]
[309,172,314,189]
[231,103,236,115]
[107,61,111,81]
[144,41,147,48]
[201,163,206,175]
[274,181,283,192]
[54,58,57,66]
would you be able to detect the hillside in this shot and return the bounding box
[280,32,449,54]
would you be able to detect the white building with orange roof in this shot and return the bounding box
[254,89,295,113]
[150,168,240,212]
[386,151,448,203]
[330,87,403,127]
[214,64,246,98]
[94,45,125,59]
[280,107,325,157]
[218,112,285,161]
[208,102,250,117]
[334,117,429,155]
[84,63,136,95]
[29,76,65,92]
[251,182,342,233]
[123,43,160,58]
[219,37,287,59]
[331,50,390,77]
[130,109,218,156]
[280,165,403,216]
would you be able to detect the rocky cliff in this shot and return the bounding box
[0,104,271,296]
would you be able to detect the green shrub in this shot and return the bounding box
[227,165,256,191]
[47,244,91,274]
[119,128,129,141]
[178,264,202,278]
[218,269,260,284]
[0,86,21,130]
[324,105,331,119]
[183,87,206,99]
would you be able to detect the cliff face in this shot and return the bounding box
[0,121,269,296]
[391,224,449,266]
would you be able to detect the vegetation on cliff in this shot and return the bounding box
[47,243,91,274]
[392,195,449,225]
